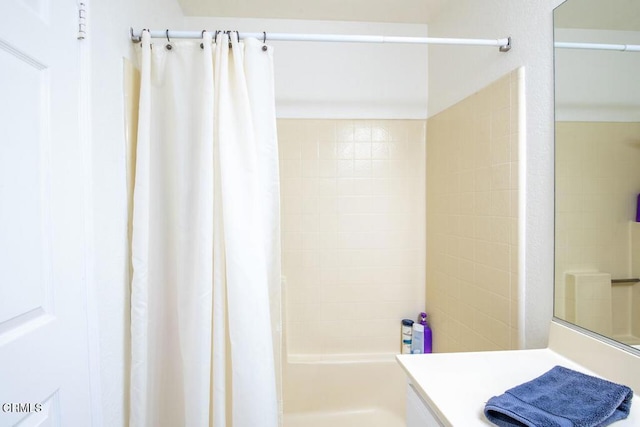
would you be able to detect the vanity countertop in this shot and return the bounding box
[396,321,640,426]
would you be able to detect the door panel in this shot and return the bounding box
[0,1,93,426]
[0,39,53,341]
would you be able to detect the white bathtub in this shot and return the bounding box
[282,353,406,427]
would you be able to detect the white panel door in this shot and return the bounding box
[0,1,93,426]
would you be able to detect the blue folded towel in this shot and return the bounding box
[484,366,633,427]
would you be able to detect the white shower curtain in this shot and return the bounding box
[130,31,281,427]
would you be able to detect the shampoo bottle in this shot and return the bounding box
[401,319,414,354]
[419,312,433,354]
[410,323,424,354]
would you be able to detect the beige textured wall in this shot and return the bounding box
[555,121,640,340]
[426,69,520,352]
[278,119,426,355]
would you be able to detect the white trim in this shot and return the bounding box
[517,66,527,350]
[77,1,103,425]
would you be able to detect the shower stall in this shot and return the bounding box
[277,118,427,425]
[123,26,518,425]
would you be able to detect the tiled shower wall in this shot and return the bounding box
[278,119,426,355]
[425,69,520,352]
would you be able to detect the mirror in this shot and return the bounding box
[554,0,640,350]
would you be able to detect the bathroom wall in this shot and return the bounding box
[278,119,426,355]
[555,122,640,324]
[426,70,520,352]
[427,0,565,349]
[184,17,428,119]
[89,1,185,425]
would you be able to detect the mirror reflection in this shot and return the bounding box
[554,0,640,350]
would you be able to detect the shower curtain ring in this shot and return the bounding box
[262,32,268,51]
[165,29,173,50]
[227,31,235,49]
[200,30,207,49]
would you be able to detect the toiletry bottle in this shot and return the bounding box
[411,323,424,354]
[419,312,433,354]
[401,319,414,354]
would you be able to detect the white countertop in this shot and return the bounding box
[396,323,640,426]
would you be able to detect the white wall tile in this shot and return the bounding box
[426,70,520,352]
[279,119,426,355]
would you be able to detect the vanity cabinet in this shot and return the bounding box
[397,321,640,427]
[406,382,443,426]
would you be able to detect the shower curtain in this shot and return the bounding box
[130,31,281,427]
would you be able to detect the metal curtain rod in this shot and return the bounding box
[130,28,512,52]
[555,41,640,52]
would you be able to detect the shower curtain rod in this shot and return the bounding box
[555,41,640,52]
[130,28,512,52]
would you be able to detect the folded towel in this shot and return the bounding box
[484,366,633,427]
